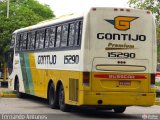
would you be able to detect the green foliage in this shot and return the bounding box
[0,0,55,63]
[128,0,160,62]
[128,0,160,25]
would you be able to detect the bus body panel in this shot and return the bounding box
[11,49,83,98]
[87,8,156,94]
[81,91,155,106]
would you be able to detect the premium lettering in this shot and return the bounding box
[107,43,134,49]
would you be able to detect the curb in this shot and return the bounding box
[0,90,17,98]
[0,93,17,98]
[155,98,160,105]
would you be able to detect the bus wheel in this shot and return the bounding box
[113,106,126,113]
[15,80,23,98]
[59,84,69,112]
[48,83,58,109]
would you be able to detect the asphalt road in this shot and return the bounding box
[0,95,160,120]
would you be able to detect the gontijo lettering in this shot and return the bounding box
[97,33,146,41]
[38,55,56,64]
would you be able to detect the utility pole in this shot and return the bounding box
[7,0,10,18]
[5,0,10,80]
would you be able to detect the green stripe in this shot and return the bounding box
[24,53,34,95]
[20,53,34,95]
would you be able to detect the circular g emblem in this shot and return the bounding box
[115,16,138,31]
[105,16,139,31]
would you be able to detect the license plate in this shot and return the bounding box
[119,81,131,86]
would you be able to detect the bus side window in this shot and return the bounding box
[75,21,83,46]
[55,26,62,47]
[35,31,40,49]
[11,34,15,48]
[27,32,31,50]
[79,21,83,45]
[29,31,36,50]
[16,34,21,51]
[45,28,50,48]
[68,23,75,46]
[49,27,56,48]
[21,33,28,51]
[61,24,69,47]
[39,29,45,49]
[19,34,23,51]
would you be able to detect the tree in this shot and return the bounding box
[0,0,55,63]
[128,0,160,25]
[128,0,160,62]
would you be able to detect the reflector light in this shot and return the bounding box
[120,9,124,11]
[114,8,118,11]
[147,11,151,14]
[92,8,96,11]
[126,9,130,12]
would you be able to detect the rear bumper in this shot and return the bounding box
[79,91,156,106]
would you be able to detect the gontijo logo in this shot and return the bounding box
[105,16,139,31]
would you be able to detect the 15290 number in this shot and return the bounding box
[64,55,79,64]
[108,52,136,58]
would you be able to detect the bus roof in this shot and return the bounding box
[13,13,83,34]
[13,7,152,34]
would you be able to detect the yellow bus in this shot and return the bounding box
[9,7,157,113]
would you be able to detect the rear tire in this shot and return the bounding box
[48,83,58,109]
[113,106,126,113]
[15,80,23,98]
[59,84,70,112]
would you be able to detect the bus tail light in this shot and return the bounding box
[150,73,155,86]
[83,72,90,86]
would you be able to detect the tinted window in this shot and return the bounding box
[29,31,36,50]
[79,21,83,46]
[11,34,15,48]
[39,30,45,49]
[27,32,31,50]
[55,26,62,47]
[49,27,56,48]
[68,23,75,46]
[45,28,50,48]
[35,31,40,49]
[21,33,28,51]
[61,24,68,47]
[75,21,82,46]
[35,30,45,49]
[16,34,21,51]
[19,34,23,51]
